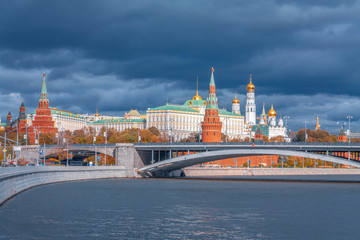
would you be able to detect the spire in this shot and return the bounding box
[262,102,266,116]
[210,67,215,86]
[196,75,199,95]
[192,75,203,100]
[39,72,49,106]
[315,116,320,130]
[206,67,218,110]
[41,72,48,95]
[20,100,25,108]
[8,108,11,116]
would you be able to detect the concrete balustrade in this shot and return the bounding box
[0,166,136,205]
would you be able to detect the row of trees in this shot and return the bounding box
[1,127,358,147]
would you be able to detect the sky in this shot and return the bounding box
[0,0,359,134]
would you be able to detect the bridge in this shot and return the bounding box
[135,143,360,177]
[18,142,360,177]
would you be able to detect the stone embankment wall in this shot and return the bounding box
[184,167,360,177]
[0,166,136,205]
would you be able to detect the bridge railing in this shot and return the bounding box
[134,142,360,146]
[26,144,117,148]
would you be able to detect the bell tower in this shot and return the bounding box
[245,74,256,125]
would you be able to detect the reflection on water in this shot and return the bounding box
[1,179,360,240]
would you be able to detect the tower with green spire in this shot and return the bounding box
[31,72,57,144]
[39,72,49,108]
[201,67,222,142]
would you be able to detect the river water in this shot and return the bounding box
[1,179,360,240]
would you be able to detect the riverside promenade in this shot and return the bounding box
[184,167,360,182]
[0,166,136,205]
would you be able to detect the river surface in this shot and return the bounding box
[1,179,360,240]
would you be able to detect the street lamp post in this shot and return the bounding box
[105,124,108,166]
[93,127,97,166]
[16,123,19,146]
[347,115,353,144]
[284,115,290,136]
[3,132,6,167]
[303,121,309,143]
[66,142,69,166]
[25,124,28,146]
[57,122,62,145]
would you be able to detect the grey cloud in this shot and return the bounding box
[0,0,359,134]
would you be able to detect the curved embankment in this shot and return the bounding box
[0,166,135,205]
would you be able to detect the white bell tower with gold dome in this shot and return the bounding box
[245,74,256,125]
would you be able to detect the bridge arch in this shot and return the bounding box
[139,149,360,175]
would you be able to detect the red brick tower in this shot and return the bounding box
[18,100,27,133]
[201,67,222,142]
[337,126,347,142]
[31,73,57,143]
[254,125,263,143]
[5,109,12,132]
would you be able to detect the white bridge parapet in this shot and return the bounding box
[0,166,136,205]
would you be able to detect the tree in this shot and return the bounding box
[180,132,200,143]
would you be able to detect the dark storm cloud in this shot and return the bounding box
[0,0,359,133]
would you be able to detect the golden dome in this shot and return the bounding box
[267,104,276,117]
[232,97,240,104]
[192,93,202,100]
[246,74,255,92]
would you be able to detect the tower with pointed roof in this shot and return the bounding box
[245,74,256,125]
[31,73,57,143]
[259,102,267,125]
[5,109,12,132]
[254,125,263,143]
[337,126,347,142]
[315,116,320,130]
[18,100,27,133]
[201,67,222,142]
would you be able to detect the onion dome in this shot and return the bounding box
[267,104,276,117]
[192,76,203,100]
[246,74,255,92]
[95,108,99,117]
[232,97,240,104]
